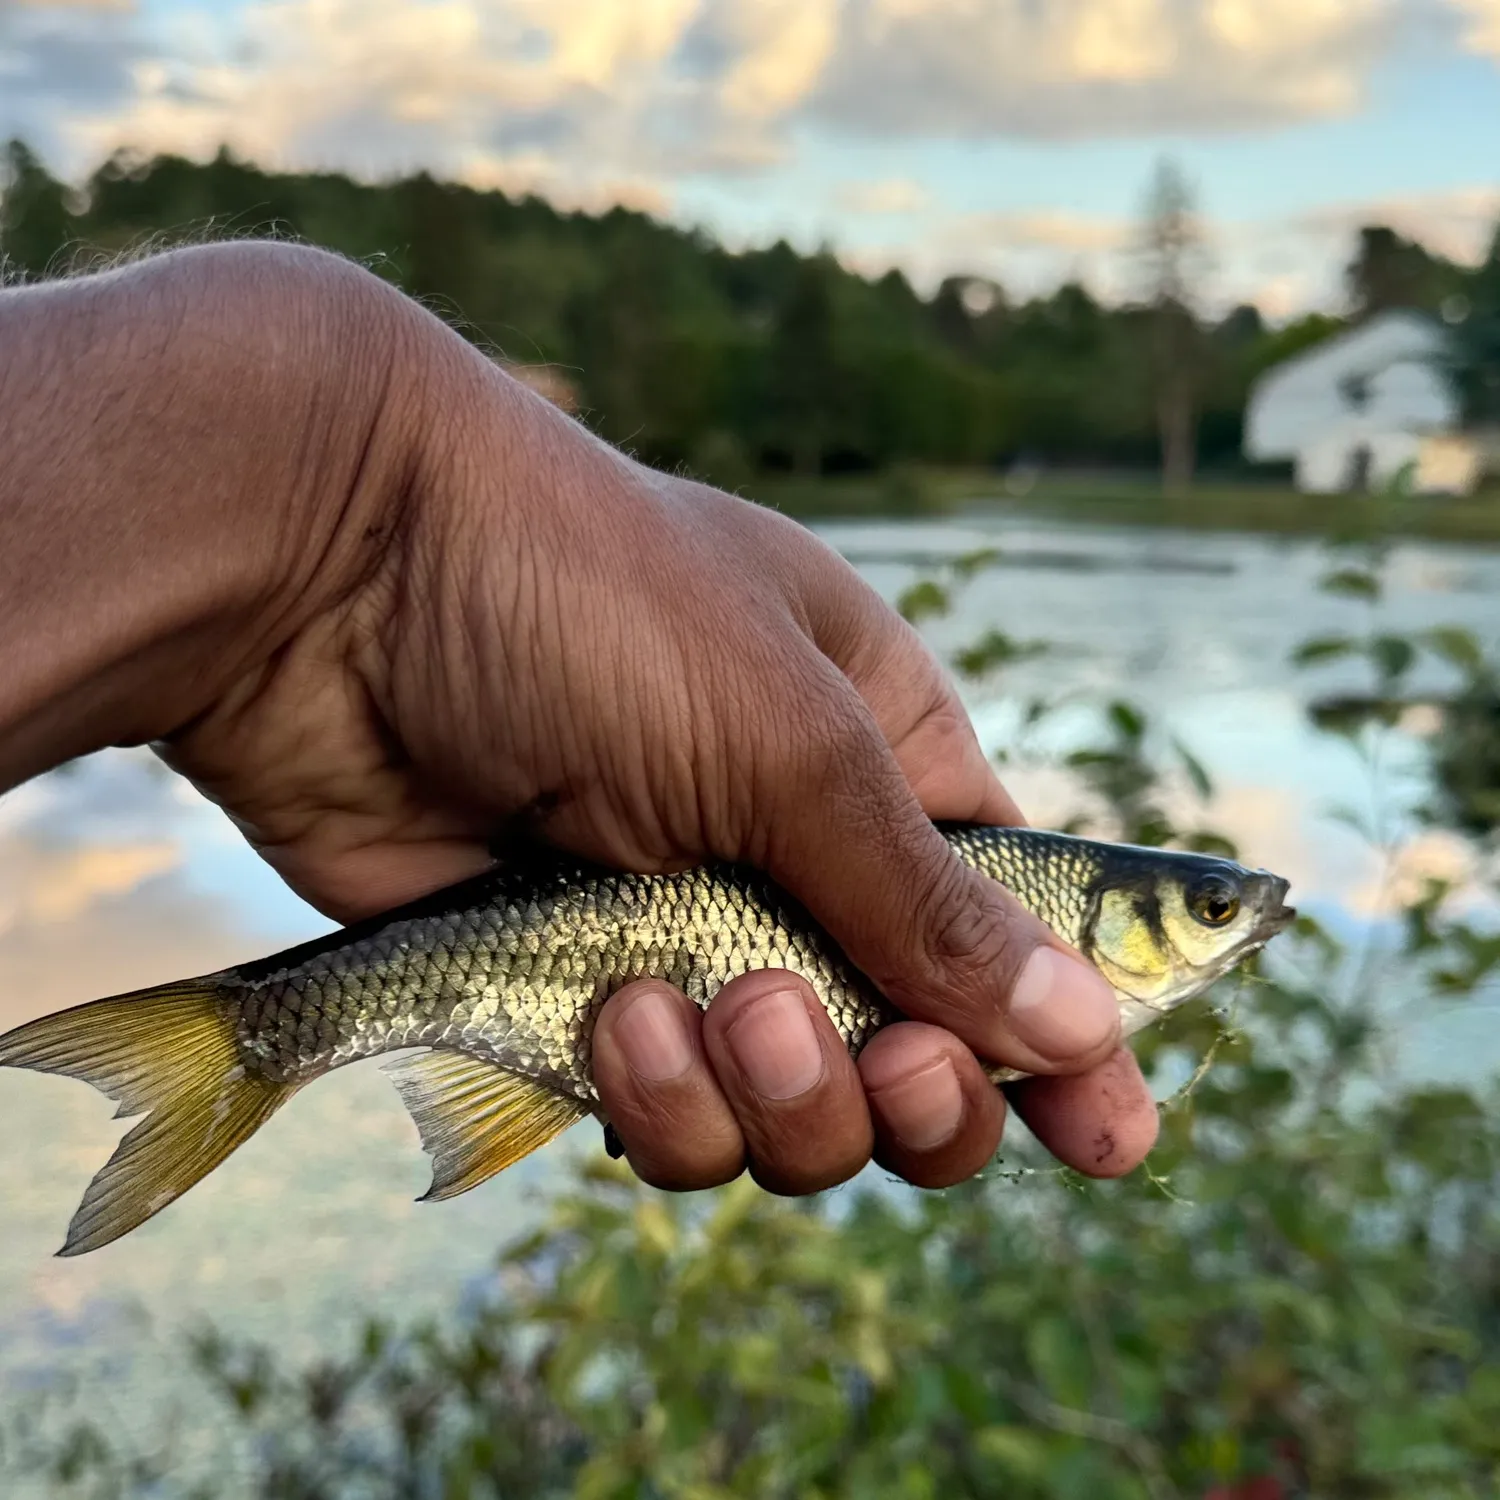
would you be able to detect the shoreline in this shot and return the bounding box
[749,468,1500,545]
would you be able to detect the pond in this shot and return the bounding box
[2,508,1497,1482]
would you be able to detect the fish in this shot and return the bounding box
[0,824,1294,1256]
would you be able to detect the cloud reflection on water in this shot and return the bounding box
[0,747,567,1448]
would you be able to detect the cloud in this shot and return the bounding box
[0,836,180,933]
[830,180,1500,316]
[1345,828,1486,919]
[1132,183,1500,318]
[0,751,305,1033]
[968,209,1132,254]
[1244,270,1318,322]
[1070,0,1178,81]
[0,0,149,158]
[50,0,822,207]
[0,821,235,1034]
[834,176,930,215]
[686,0,839,120]
[1450,0,1500,54]
[1289,185,1500,265]
[4,0,133,10]
[842,205,1134,299]
[6,0,1489,317]
[21,0,1438,208]
[0,852,237,1034]
[812,0,1403,141]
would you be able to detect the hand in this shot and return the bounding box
[2,243,1159,1194]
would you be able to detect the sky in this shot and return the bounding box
[2,0,1499,316]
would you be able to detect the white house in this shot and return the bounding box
[1244,310,1483,496]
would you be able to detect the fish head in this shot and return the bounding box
[1081,846,1295,1016]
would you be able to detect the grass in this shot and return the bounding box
[749,466,1500,544]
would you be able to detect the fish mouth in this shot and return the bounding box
[1255,872,1297,938]
[1221,872,1296,970]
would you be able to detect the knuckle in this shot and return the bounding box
[741,1100,873,1197]
[783,691,870,784]
[910,689,979,753]
[748,1141,869,1198]
[712,486,832,587]
[785,702,894,816]
[614,1094,745,1192]
[753,682,889,838]
[629,1139,744,1194]
[904,864,1030,1010]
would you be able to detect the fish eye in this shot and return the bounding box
[1187,873,1241,927]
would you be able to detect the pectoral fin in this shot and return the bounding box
[383,1051,585,1202]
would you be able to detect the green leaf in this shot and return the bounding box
[1291,634,1358,666]
[1181,829,1238,858]
[1025,1315,1093,1407]
[973,1424,1052,1477]
[1320,566,1381,601]
[953,629,1047,679]
[951,546,1001,581]
[1309,695,1395,736]
[1423,625,1484,673]
[1172,737,1213,799]
[1108,700,1146,740]
[896,578,950,625]
[1369,633,1416,681]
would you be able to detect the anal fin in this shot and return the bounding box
[383,1050,585,1202]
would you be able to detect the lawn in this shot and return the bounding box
[750,466,1500,544]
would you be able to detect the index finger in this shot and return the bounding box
[819,586,1023,827]
[748,651,1119,1077]
[751,512,1024,829]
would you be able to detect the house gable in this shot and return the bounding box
[1245,310,1458,462]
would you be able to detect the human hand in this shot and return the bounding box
[2,243,1159,1195]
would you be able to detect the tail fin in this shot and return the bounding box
[0,982,293,1256]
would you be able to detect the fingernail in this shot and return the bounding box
[725,988,825,1100]
[1008,948,1119,1061]
[612,988,695,1083]
[871,1057,964,1151]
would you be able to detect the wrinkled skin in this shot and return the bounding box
[0,243,1158,1198]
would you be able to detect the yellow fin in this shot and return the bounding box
[383,1051,585,1202]
[0,982,292,1257]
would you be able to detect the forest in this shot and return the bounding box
[3,139,1498,491]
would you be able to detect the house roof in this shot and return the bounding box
[1253,309,1448,394]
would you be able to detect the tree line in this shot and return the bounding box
[3,140,1497,490]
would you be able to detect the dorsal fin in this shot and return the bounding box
[383,1051,585,1202]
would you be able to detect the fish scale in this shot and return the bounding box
[224,857,883,1097]
[0,822,1294,1257]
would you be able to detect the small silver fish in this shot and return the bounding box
[0,824,1293,1255]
